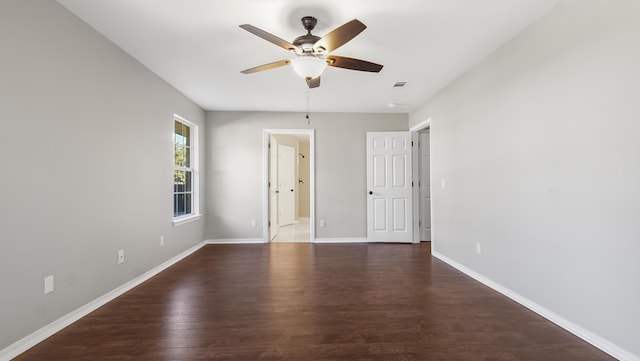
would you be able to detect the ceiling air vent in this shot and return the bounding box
[393,81,408,88]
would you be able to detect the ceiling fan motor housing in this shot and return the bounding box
[293,16,321,52]
[301,16,317,31]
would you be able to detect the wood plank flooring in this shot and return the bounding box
[15,243,613,360]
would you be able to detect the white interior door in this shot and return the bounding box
[367,132,413,243]
[269,136,279,240]
[278,145,296,226]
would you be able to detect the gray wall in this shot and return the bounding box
[0,0,205,350]
[410,0,640,357]
[205,111,408,240]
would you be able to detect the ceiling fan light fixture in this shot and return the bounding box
[290,56,327,79]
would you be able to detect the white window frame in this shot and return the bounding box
[172,114,200,226]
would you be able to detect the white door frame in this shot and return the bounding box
[263,129,315,243]
[410,118,432,244]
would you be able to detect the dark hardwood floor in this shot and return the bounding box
[16,243,613,360]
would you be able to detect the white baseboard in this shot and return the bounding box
[313,238,369,243]
[206,238,266,244]
[432,251,638,361]
[207,238,370,244]
[0,241,207,361]
[270,239,312,243]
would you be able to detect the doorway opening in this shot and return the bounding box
[263,129,315,243]
[411,119,432,244]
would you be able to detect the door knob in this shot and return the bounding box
[290,189,294,192]
[368,191,373,195]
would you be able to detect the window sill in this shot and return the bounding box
[172,214,201,227]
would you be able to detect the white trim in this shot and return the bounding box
[172,213,201,227]
[0,241,207,361]
[409,118,432,132]
[431,251,639,361]
[263,129,315,244]
[270,239,310,243]
[313,238,369,244]
[206,239,265,244]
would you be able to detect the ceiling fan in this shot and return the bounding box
[239,16,383,88]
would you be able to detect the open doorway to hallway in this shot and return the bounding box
[263,129,315,243]
[417,129,431,242]
[411,119,432,243]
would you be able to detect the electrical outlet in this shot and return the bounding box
[251,219,257,227]
[160,236,165,246]
[320,219,326,228]
[476,242,482,255]
[44,275,54,295]
[118,249,125,264]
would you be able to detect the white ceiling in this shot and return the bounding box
[56,0,562,114]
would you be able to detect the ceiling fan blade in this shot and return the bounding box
[239,24,299,52]
[306,76,321,88]
[241,59,290,74]
[314,19,366,53]
[326,56,383,72]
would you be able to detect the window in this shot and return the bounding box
[173,115,199,224]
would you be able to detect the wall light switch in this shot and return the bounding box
[441,178,447,188]
[117,249,125,264]
[476,242,482,255]
[251,219,257,227]
[44,275,54,294]
[160,236,165,246]
[320,220,326,228]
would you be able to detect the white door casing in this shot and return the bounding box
[278,145,296,226]
[366,132,413,243]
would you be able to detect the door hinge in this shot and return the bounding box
[268,143,271,149]
[411,141,414,147]
[412,181,414,187]
[268,221,271,227]
[419,220,422,227]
